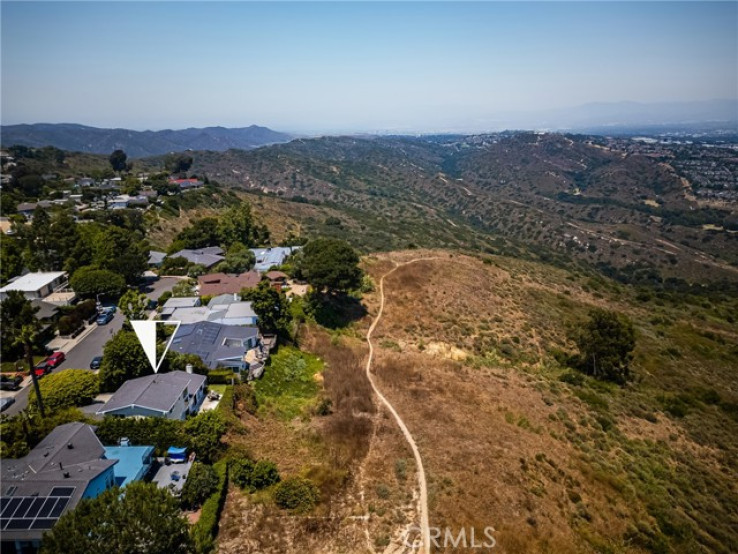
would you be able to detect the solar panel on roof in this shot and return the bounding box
[6,518,33,529]
[31,518,57,530]
[0,490,75,533]
[49,498,69,518]
[15,498,33,518]
[50,487,75,497]
[37,497,57,517]
[26,498,45,518]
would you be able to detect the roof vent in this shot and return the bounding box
[63,472,70,478]
[67,442,74,449]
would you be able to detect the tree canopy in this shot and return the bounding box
[118,289,149,321]
[69,266,126,299]
[40,482,193,554]
[108,149,128,173]
[297,238,362,293]
[214,242,255,274]
[99,330,152,392]
[164,153,194,175]
[575,308,636,384]
[1,291,40,360]
[241,280,290,336]
[179,462,218,510]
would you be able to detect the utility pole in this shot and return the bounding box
[24,336,45,417]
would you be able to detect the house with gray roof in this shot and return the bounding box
[0,423,138,552]
[170,321,261,372]
[148,250,167,267]
[160,296,257,326]
[96,370,207,420]
[170,247,224,268]
[250,246,301,272]
[160,296,201,319]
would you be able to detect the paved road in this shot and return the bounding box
[141,276,184,301]
[2,277,180,417]
[2,313,124,417]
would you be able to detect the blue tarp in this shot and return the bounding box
[167,446,187,461]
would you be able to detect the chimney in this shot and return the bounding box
[186,364,193,374]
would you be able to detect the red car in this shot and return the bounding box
[45,351,66,368]
[32,361,51,378]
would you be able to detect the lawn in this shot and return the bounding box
[1,356,45,373]
[208,384,227,396]
[253,346,323,420]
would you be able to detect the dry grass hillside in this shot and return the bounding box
[216,249,737,554]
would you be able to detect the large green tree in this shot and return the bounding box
[214,242,255,274]
[118,289,149,321]
[164,153,194,174]
[0,236,24,283]
[99,330,152,392]
[184,411,226,464]
[70,266,126,299]
[171,217,220,250]
[576,308,636,384]
[297,238,362,293]
[241,280,290,336]
[0,290,39,360]
[108,149,128,173]
[40,482,193,554]
[216,203,266,247]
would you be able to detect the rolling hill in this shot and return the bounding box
[150,133,738,285]
[0,123,293,157]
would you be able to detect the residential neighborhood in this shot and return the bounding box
[0,152,355,552]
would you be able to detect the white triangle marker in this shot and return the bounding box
[130,320,181,373]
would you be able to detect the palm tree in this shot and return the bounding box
[14,324,45,417]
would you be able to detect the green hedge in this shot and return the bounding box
[191,459,229,554]
[207,369,235,384]
[29,370,98,412]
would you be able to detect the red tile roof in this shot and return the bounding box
[197,271,262,296]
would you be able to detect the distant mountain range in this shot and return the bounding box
[0,123,293,157]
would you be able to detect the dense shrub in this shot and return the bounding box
[183,411,226,464]
[207,368,235,384]
[274,477,319,512]
[57,314,83,336]
[180,462,219,510]
[95,417,187,456]
[29,370,99,412]
[190,459,228,554]
[230,458,280,492]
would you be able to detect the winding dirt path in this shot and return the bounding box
[365,259,436,554]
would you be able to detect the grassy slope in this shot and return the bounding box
[215,249,737,553]
[361,250,738,554]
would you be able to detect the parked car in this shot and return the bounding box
[90,356,103,370]
[0,374,23,391]
[97,311,114,325]
[45,351,65,368]
[32,361,51,378]
[0,397,15,412]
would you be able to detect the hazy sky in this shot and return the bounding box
[2,1,736,133]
